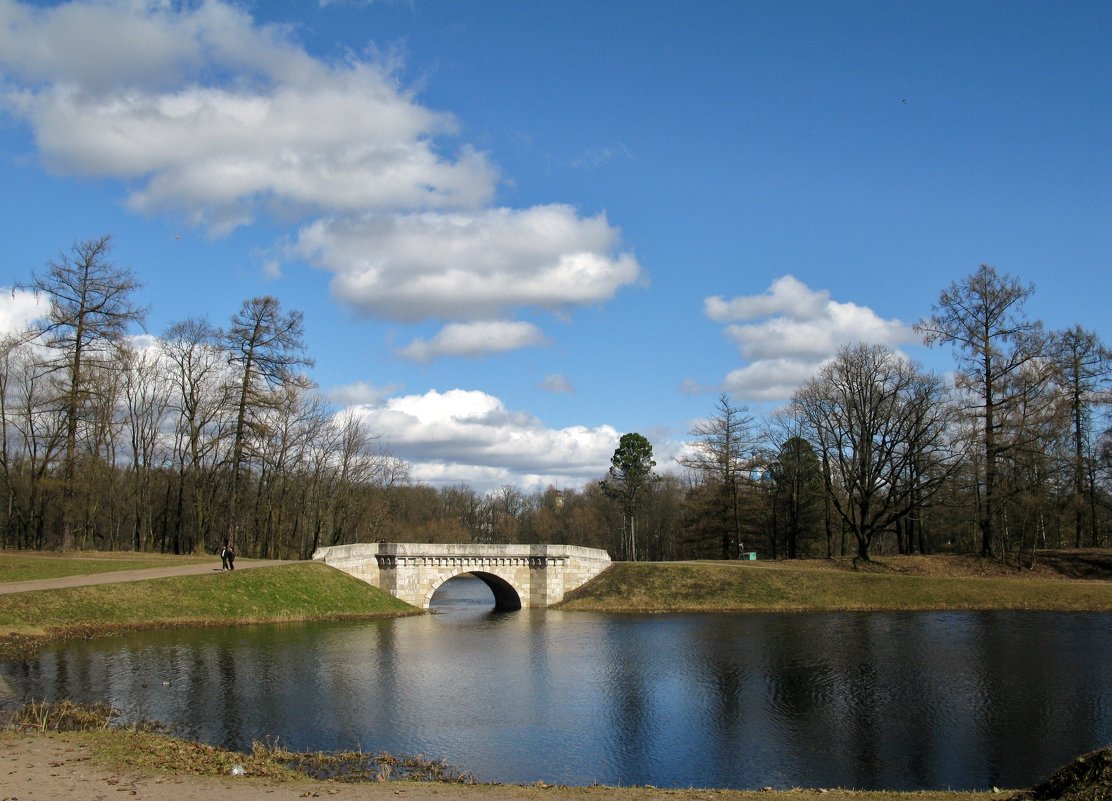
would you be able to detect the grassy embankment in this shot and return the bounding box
[0,556,415,658]
[0,550,213,583]
[558,552,1112,613]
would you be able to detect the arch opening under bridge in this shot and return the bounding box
[427,571,523,612]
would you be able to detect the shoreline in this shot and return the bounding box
[6,598,1111,662]
[0,729,1002,801]
[0,609,420,661]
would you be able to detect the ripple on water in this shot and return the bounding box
[2,600,1111,791]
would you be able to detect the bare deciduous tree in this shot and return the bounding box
[163,317,228,554]
[678,393,756,559]
[121,343,171,551]
[223,296,312,549]
[790,344,962,562]
[27,236,146,550]
[1050,326,1111,548]
[916,264,1048,557]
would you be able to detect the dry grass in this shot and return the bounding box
[691,550,1112,581]
[1009,744,1112,801]
[559,551,1112,613]
[13,699,120,732]
[2,722,1009,801]
[8,701,472,784]
[817,550,1112,581]
[258,740,475,783]
[13,702,1096,799]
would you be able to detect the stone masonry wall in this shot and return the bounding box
[312,542,611,609]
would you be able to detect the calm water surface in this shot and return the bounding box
[3,575,1111,790]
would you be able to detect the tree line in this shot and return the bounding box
[1,236,404,558]
[2,237,1109,563]
[664,264,1112,564]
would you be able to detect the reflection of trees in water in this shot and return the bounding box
[524,612,553,728]
[601,622,656,783]
[761,615,849,785]
[4,612,1112,791]
[683,617,766,782]
[972,613,1112,790]
[801,613,982,790]
[181,638,222,743]
[215,639,242,749]
[839,617,888,789]
[315,619,403,751]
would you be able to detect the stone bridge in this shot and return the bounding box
[312,542,612,611]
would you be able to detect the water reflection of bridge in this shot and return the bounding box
[312,542,612,611]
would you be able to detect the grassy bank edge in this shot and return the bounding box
[0,561,419,660]
[0,608,420,662]
[5,555,1112,660]
[0,729,1000,801]
[556,560,1112,614]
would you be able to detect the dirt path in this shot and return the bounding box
[0,559,289,595]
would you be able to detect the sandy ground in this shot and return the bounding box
[0,730,319,801]
[0,731,743,801]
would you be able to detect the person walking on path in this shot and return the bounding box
[220,543,230,570]
[225,544,236,571]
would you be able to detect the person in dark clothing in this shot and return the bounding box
[220,543,229,570]
[226,544,235,570]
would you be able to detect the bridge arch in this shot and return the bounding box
[312,542,612,609]
[426,571,523,612]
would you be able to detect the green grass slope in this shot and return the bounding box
[0,551,214,583]
[558,560,1112,613]
[0,562,415,639]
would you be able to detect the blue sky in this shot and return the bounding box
[1,0,1110,492]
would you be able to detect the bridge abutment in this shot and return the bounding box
[312,542,611,609]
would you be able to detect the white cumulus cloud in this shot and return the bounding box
[0,0,642,359]
[344,388,621,491]
[705,275,828,322]
[721,359,831,402]
[697,275,918,403]
[0,288,49,337]
[294,205,642,322]
[397,321,548,363]
[0,0,497,233]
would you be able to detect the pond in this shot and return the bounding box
[3,575,1111,790]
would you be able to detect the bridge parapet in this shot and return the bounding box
[312,542,611,610]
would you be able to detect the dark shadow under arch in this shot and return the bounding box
[471,571,522,611]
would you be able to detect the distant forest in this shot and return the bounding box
[3,236,1110,563]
